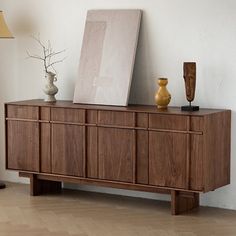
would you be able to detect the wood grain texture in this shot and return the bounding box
[149,131,188,189]
[40,107,50,120]
[19,172,176,195]
[136,130,148,184]
[171,190,199,215]
[5,100,231,215]
[7,120,39,172]
[98,127,134,182]
[190,134,203,191]
[86,110,97,124]
[7,105,38,120]
[86,127,98,178]
[51,108,85,123]
[136,113,148,128]
[87,127,98,178]
[191,116,204,131]
[40,123,51,173]
[29,174,61,196]
[149,114,188,130]
[203,111,231,192]
[6,99,228,116]
[98,111,134,127]
[51,124,84,176]
[183,62,196,102]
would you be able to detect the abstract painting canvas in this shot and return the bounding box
[73,9,142,106]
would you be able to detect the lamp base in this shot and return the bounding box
[0,182,6,189]
[181,105,199,112]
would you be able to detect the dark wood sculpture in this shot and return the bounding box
[181,62,199,111]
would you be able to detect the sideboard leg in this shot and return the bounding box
[29,174,61,196]
[171,190,199,215]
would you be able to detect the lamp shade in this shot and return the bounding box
[0,11,13,38]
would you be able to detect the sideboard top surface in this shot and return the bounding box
[5,99,230,116]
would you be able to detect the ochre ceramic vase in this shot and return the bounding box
[155,78,171,109]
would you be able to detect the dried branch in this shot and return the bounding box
[30,34,46,50]
[27,34,66,75]
[46,49,66,59]
[46,57,66,69]
[50,64,57,74]
[26,50,44,61]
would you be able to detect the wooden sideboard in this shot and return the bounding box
[5,100,231,215]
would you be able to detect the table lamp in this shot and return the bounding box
[0,10,13,189]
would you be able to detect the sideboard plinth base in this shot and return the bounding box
[171,190,199,215]
[20,172,200,215]
[22,173,62,196]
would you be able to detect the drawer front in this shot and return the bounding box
[7,105,38,120]
[40,107,50,121]
[98,111,134,127]
[51,108,85,123]
[191,117,204,132]
[86,110,97,124]
[136,113,148,128]
[149,114,188,131]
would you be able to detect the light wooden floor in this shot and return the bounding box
[0,183,236,236]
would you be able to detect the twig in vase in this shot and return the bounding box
[27,34,66,75]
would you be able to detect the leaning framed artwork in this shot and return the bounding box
[73,9,142,106]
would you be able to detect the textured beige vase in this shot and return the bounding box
[43,72,58,102]
[155,78,171,109]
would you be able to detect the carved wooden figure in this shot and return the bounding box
[181,62,199,111]
[184,62,196,102]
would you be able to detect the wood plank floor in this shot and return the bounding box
[0,183,235,236]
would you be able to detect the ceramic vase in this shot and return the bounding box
[155,78,171,109]
[43,72,58,102]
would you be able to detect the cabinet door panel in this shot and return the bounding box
[98,128,134,182]
[52,124,84,176]
[136,130,148,184]
[87,126,98,178]
[40,123,51,173]
[190,134,203,190]
[7,120,39,171]
[149,132,188,189]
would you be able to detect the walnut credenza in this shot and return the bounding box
[5,100,231,215]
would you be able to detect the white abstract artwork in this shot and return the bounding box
[73,9,142,106]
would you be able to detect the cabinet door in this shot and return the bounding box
[40,123,51,173]
[98,127,134,182]
[149,131,188,189]
[190,134,203,191]
[7,120,39,172]
[51,124,84,176]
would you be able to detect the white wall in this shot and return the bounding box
[0,0,236,210]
